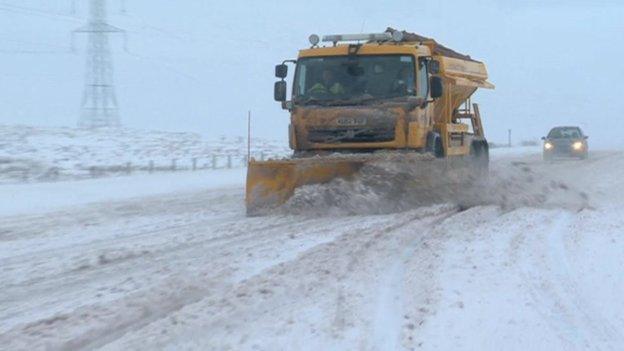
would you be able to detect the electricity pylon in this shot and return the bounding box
[74,0,125,128]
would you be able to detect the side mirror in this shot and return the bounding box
[584,136,589,139]
[275,64,288,79]
[430,76,443,99]
[274,81,287,102]
[541,136,546,140]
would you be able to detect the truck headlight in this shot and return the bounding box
[573,141,583,150]
[544,142,553,150]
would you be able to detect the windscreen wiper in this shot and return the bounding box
[298,97,326,106]
[325,95,377,106]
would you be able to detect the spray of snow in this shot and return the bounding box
[282,155,590,216]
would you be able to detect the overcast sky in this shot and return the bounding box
[0,0,623,146]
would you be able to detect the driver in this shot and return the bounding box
[308,68,345,95]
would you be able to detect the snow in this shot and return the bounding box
[0,124,289,183]
[415,206,624,350]
[1,148,624,350]
[489,145,541,158]
[0,168,245,217]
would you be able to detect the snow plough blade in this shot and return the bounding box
[246,158,365,215]
[245,153,487,216]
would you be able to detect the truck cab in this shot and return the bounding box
[274,30,494,159]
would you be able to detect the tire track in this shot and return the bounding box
[330,205,458,338]
[0,196,408,349]
[0,213,365,334]
[82,206,458,351]
[515,211,623,350]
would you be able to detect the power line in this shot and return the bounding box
[124,50,200,83]
[0,49,68,54]
[0,2,80,22]
[0,34,73,54]
[0,1,78,54]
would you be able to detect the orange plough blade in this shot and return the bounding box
[245,158,364,215]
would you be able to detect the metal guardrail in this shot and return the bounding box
[0,153,286,184]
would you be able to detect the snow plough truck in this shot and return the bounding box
[246,28,494,215]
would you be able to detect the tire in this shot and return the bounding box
[426,132,444,158]
[434,137,444,158]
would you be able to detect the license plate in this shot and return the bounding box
[336,117,367,126]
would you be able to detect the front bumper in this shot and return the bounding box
[543,144,586,157]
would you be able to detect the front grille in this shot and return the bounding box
[552,140,572,147]
[308,128,395,143]
[551,140,573,154]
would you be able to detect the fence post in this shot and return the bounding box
[51,167,60,180]
[192,158,197,171]
[260,152,265,161]
[227,155,232,169]
[212,155,217,169]
[148,160,154,173]
[171,159,177,171]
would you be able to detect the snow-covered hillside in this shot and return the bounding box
[0,125,289,183]
[1,148,623,350]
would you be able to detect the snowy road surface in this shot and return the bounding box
[1,150,624,350]
[0,168,246,217]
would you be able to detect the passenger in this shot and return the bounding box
[308,69,345,95]
[391,66,415,95]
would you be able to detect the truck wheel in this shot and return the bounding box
[434,137,444,158]
[426,132,444,158]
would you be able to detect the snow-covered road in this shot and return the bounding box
[1,150,623,350]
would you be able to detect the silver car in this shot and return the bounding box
[542,126,588,160]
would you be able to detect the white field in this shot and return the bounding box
[1,147,624,350]
[0,125,289,183]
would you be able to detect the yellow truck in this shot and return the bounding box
[247,28,494,215]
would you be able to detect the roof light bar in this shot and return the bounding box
[322,32,393,43]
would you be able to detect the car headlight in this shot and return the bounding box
[572,141,583,150]
[544,142,553,150]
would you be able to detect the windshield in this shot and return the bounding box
[293,55,419,105]
[548,127,582,139]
